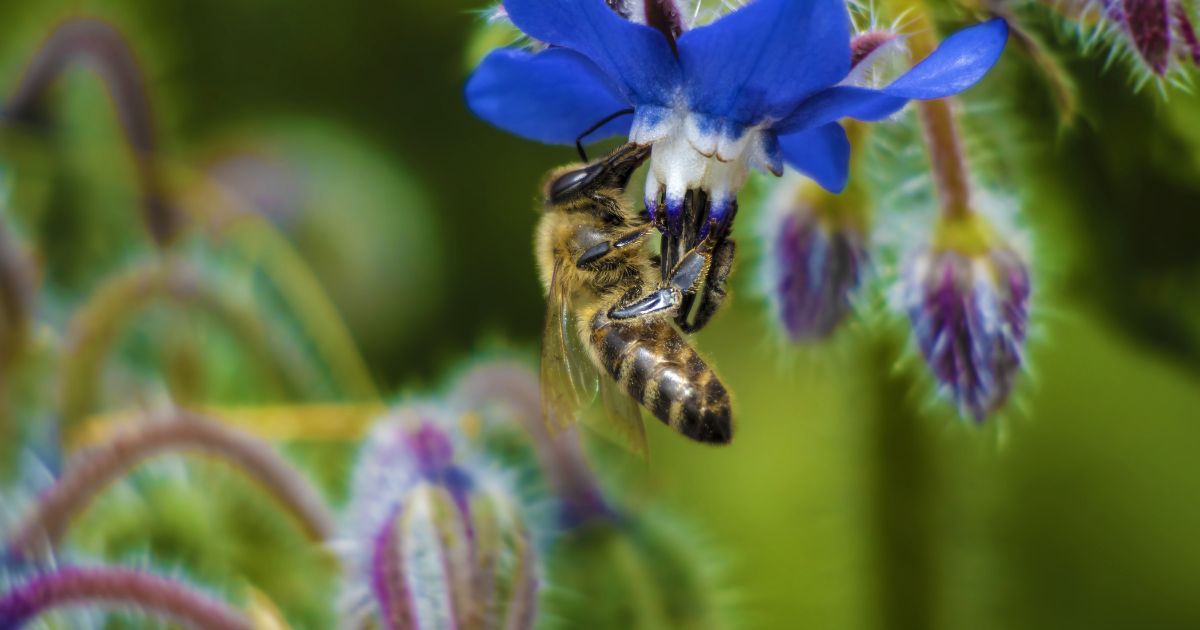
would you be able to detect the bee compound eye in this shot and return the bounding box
[549,164,600,201]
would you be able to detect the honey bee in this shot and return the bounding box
[535,143,733,449]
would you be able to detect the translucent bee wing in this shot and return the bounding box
[541,259,599,433]
[582,375,648,459]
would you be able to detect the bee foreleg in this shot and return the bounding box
[575,225,654,269]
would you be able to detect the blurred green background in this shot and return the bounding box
[1,0,1199,628]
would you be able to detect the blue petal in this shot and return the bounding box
[677,0,850,126]
[466,48,632,145]
[774,86,907,132]
[503,0,680,105]
[887,18,1009,98]
[778,124,850,193]
[774,18,1009,134]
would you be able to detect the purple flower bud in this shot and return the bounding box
[762,177,869,342]
[1174,2,1200,64]
[1097,0,1200,75]
[851,31,899,68]
[605,0,687,39]
[899,223,1031,422]
[1119,0,1173,74]
[343,410,537,629]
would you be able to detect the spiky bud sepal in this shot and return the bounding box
[341,410,537,630]
[1104,0,1200,74]
[1053,0,1200,79]
[898,214,1031,422]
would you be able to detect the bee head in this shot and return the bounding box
[543,143,650,207]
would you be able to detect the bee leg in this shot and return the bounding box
[609,242,711,321]
[679,237,735,334]
[609,287,681,319]
[667,241,713,293]
[575,225,654,269]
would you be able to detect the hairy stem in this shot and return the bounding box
[8,408,335,557]
[0,222,34,368]
[58,261,320,428]
[0,566,252,630]
[864,336,940,630]
[450,359,611,526]
[908,14,975,220]
[176,173,380,401]
[0,222,35,478]
[3,18,178,244]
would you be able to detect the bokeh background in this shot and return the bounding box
[0,0,1198,628]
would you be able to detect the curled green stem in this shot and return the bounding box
[0,222,34,368]
[3,18,178,244]
[8,408,335,557]
[58,261,320,428]
[196,203,380,401]
[0,222,35,478]
[0,566,252,629]
[450,359,611,526]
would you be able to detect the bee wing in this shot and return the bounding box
[541,258,599,432]
[584,375,648,459]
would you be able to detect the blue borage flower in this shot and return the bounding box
[466,0,1007,231]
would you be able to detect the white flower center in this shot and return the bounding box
[631,102,777,213]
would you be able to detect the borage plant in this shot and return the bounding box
[465,0,1032,422]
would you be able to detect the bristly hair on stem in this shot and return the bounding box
[1,18,180,244]
[0,565,253,629]
[7,409,336,558]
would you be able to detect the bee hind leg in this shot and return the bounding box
[574,225,654,270]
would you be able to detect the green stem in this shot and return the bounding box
[58,261,322,428]
[0,221,35,480]
[5,18,179,244]
[864,336,941,630]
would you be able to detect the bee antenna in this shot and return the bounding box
[575,108,635,162]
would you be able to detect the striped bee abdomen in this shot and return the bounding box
[590,314,732,444]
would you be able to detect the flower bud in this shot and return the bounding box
[343,410,537,630]
[850,30,900,69]
[1059,0,1200,76]
[1118,0,1174,74]
[761,175,869,342]
[898,214,1031,421]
